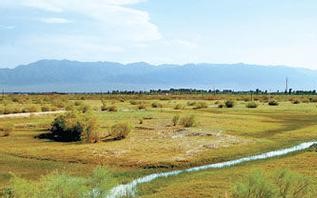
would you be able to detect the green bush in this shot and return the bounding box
[268,100,279,106]
[187,101,196,106]
[193,102,208,109]
[246,102,258,108]
[2,167,116,198]
[180,115,196,127]
[218,103,224,108]
[50,111,98,143]
[41,105,50,112]
[232,169,314,198]
[151,102,163,108]
[101,105,118,112]
[172,115,180,126]
[174,104,184,110]
[225,100,235,108]
[110,123,131,140]
[138,104,147,110]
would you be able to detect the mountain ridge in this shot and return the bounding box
[1,60,317,92]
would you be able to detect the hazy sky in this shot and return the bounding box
[1,0,317,69]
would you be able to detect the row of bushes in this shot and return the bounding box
[50,110,131,143]
[0,105,60,115]
[1,167,116,198]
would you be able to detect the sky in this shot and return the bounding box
[1,0,317,69]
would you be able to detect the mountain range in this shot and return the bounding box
[1,60,317,92]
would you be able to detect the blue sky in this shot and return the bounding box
[1,0,317,69]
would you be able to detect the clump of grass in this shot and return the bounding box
[0,124,13,137]
[180,115,196,127]
[41,105,51,112]
[2,167,116,198]
[172,115,180,126]
[225,100,235,108]
[187,101,197,106]
[218,103,224,108]
[102,105,118,112]
[110,123,131,140]
[232,169,314,198]
[268,99,279,106]
[193,102,208,109]
[138,104,147,110]
[246,102,258,108]
[151,102,163,108]
[174,104,184,110]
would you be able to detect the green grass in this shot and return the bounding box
[1,96,317,197]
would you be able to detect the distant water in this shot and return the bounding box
[106,141,317,198]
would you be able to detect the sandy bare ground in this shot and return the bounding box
[0,111,65,119]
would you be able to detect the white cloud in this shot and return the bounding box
[3,0,161,42]
[39,17,71,24]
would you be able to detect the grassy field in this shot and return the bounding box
[1,94,317,197]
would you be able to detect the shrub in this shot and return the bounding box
[193,102,208,109]
[41,105,50,112]
[180,115,196,127]
[50,111,98,143]
[0,124,13,137]
[246,102,258,108]
[218,103,224,108]
[225,100,234,108]
[310,97,317,103]
[268,99,279,106]
[22,105,39,113]
[104,106,118,112]
[130,100,139,105]
[151,102,163,108]
[292,100,300,104]
[232,169,314,198]
[187,101,196,106]
[110,123,131,140]
[138,104,147,110]
[3,167,116,198]
[232,170,276,198]
[172,115,180,126]
[174,104,184,110]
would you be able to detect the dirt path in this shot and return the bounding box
[0,110,65,119]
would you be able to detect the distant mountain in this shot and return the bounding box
[1,60,317,92]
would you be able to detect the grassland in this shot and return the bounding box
[1,94,317,197]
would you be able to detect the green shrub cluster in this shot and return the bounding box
[151,102,163,108]
[50,110,99,143]
[246,102,258,108]
[233,169,314,198]
[2,167,116,198]
[193,102,208,109]
[268,100,279,106]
